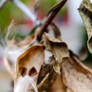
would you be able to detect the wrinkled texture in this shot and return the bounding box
[42,32,92,92]
[43,33,69,73]
[79,0,92,53]
[61,51,92,92]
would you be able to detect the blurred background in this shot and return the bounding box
[0,0,92,92]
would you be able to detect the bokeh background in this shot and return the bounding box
[0,0,92,92]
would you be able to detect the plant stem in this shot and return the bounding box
[37,0,67,41]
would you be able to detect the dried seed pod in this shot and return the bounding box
[61,51,92,92]
[37,56,57,91]
[79,0,92,53]
[43,33,69,74]
[4,34,36,79]
[15,45,44,91]
[42,32,92,92]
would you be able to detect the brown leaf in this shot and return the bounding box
[43,33,69,73]
[42,32,92,92]
[79,0,92,53]
[61,51,92,92]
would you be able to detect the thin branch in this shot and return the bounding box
[37,0,67,41]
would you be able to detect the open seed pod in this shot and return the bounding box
[41,32,92,92]
[78,0,92,53]
[4,34,36,79]
[15,45,44,92]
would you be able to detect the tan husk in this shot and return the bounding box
[16,45,44,80]
[61,51,92,92]
[14,33,92,92]
[14,45,44,92]
[41,33,92,92]
[42,33,69,74]
[78,0,92,53]
[14,1,92,90]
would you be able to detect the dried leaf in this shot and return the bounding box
[61,51,92,92]
[37,56,57,91]
[42,32,92,92]
[79,0,92,53]
[43,33,69,74]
